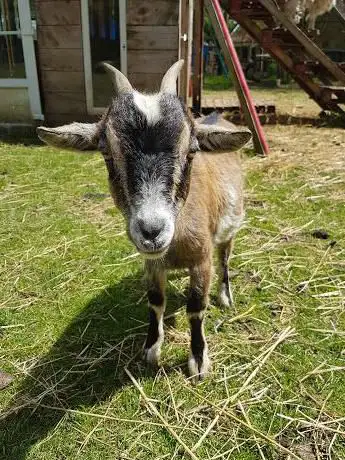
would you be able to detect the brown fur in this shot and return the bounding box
[142,147,244,381]
[163,150,243,269]
[36,60,249,381]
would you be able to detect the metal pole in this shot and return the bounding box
[206,0,269,155]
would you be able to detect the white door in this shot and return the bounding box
[81,0,127,115]
[0,0,43,121]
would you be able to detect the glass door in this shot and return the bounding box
[81,0,127,114]
[0,0,42,120]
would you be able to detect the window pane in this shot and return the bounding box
[0,0,25,78]
[0,35,25,78]
[89,0,121,107]
[0,0,20,32]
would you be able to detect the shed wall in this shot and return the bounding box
[36,0,87,125]
[127,0,179,92]
[36,0,180,125]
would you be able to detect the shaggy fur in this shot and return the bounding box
[37,61,251,381]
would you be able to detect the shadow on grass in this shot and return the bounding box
[0,270,186,459]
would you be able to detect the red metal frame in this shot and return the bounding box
[228,0,345,114]
[210,0,270,155]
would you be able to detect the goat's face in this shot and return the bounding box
[37,61,251,258]
[99,91,197,257]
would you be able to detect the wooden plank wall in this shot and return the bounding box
[36,0,87,125]
[127,0,179,92]
[36,0,180,124]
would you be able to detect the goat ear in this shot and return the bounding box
[194,119,251,152]
[37,122,99,151]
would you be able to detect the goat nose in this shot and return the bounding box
[138,218,164,241]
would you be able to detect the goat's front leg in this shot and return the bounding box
[218,238,234,308]
[144,262,166,367]
[187,258,212,381]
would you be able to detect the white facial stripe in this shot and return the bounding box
[133,91,161,126]
[139,179,167,201]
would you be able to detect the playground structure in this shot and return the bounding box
[192,0,345,117]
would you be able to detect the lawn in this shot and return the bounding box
[0,125,345,459]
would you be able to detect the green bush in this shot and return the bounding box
[203,74,233,91]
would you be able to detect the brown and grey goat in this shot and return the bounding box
[37,61,251,381]
[282,0,336,28]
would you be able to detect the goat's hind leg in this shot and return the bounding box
[217,238,234,308]
[187,258,212,381]
[144,262,166,367]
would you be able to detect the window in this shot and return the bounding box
[0,0,25,78]
[82,0,126,113]
[0,0,42,120]
[89,0,121,107]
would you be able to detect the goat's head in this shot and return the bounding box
[37,61,251,258]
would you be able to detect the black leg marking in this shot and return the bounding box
[145,308,159,350]
[189,317,205,367]
[187,287,205,314]
[187,313,209,381]
[144,304,165,366]
[147,289,164,307]
[221,248,230,286]
[187,261,211,381]
[144,268,166,366]
[218,240,234,308]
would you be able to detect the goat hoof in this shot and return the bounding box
[218,283,234,309]
[188,352,210,383]
[143,346,160,367]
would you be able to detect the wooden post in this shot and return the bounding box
[205,0,269,155]
[192,0,204,115]
[179,0,194,102]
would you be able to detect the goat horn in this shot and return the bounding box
[160,60,184,95]
[102,62,133,94]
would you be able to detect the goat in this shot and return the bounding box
[37,61,251,381]
[283,0,305,23]
[282,0,335,28]
[305,0,336,29]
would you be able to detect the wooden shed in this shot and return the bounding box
[35,0,182,125]
[0,0,190,126]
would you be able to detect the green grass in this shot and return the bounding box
[203,74,233,91]
[1,125,345,459]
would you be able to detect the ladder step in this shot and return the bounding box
[298,60,344,77]
[321,86,345,93]
[226,1,345,114]
[272,29,299,43]
[241,9,271,19]
[321,86,345,103]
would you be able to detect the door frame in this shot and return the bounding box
[81,0,127,115]
[0,0,43,121]
[178,0,193,103]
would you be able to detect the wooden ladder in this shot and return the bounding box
[226,0,345,114]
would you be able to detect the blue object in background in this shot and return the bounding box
[203,42,209,70]
[110,18,118,40]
